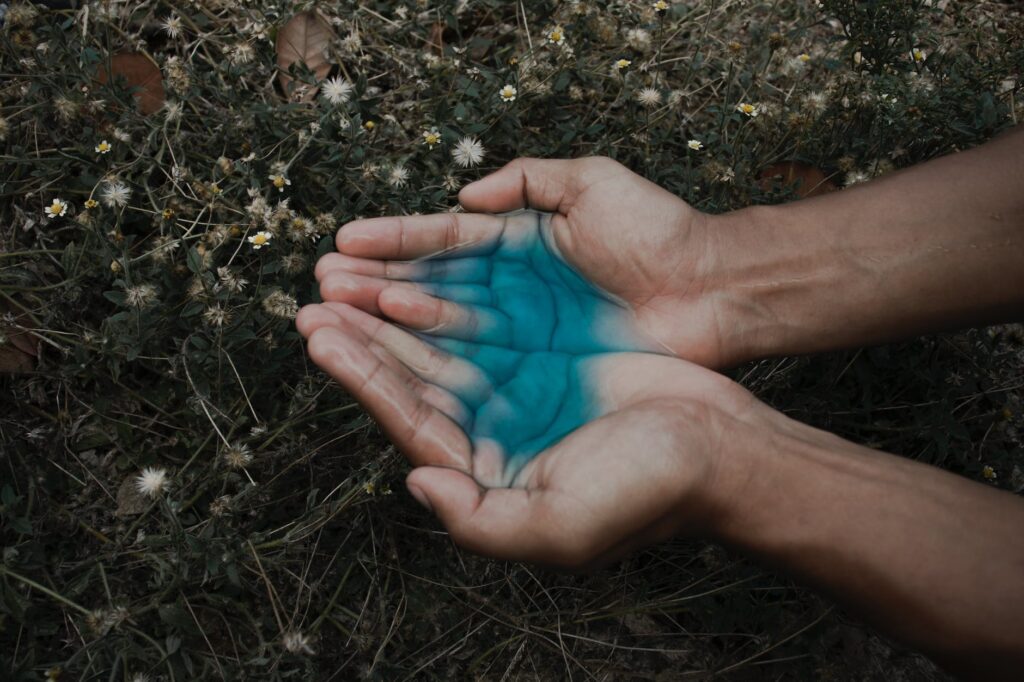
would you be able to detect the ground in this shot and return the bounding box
[1,0,1022,680]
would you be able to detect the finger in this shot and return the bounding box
[299,304,472,428]
[336,213,506,261]
[318,271,410,315]
[306,324,472,470]
[315,252,493,284]
[378,287,512,346]
[458,157,588,213]
[323,302,497,409]
[406,467,580,565]
[416,335,525,385]
[319,271,496,316]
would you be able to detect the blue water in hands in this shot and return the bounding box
[401,210,664,485]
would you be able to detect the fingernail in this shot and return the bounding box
[407,484,433,513]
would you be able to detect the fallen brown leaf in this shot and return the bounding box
[759,161,836,198]
[0,301,38,374]
[94,52,166,116]
[427,22,445,55]
[276,11,334,102]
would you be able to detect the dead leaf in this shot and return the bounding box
[0,301,38,374]
[427,22,445,55]
[94,52,166,116]
[276,11,334,102]
[116,474,149,517]
[759,161,836,198]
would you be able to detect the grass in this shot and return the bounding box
[1,0,1022,679]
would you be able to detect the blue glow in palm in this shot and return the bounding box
[316,210,669,485]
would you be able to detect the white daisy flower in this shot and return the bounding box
[95,140,112,154]
[547,26,566,46]
[735,102,758,117]
[687,139,704,151]
[499,84,517,102]
[44,198,68,219]
[422,128,442,149]
[269,174,291,192]
[248,230,273,250]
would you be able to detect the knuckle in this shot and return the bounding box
[443,214,460,250]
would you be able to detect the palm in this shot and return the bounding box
[297,301,736,565]
[297,303,723,486]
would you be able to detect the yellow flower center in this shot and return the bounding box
[616,59,630,69]
[50,201,62,213]
[550,30,562,42]
[85,199,98,209]
[273,176,285,188]
[424,132,440,145]
[253,234,267,245]
[798,53,811,62]
[364,120,376,130]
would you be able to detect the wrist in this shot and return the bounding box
[701,204,840,365]
[698,402,857,544]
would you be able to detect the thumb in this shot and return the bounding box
[405,466,558,563]
[458,157,582,213]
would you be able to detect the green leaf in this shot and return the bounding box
[186,247,203,275]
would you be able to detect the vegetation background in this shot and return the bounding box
[1,0,1022,679]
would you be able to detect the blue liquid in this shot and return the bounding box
[412,210,661,355]
[402,210,664,485]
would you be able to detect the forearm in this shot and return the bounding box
[709,413,1024,677]
[708,126,1024,364]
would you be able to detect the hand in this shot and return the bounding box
[296,301,761,568]
[315,157,739,367]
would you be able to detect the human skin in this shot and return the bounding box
[300,126,1024,676]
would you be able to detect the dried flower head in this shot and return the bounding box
[262,290,299,319]
[223,443,253,469]
[282,631,315,656]
[452,137,485,168]
[321,76,354,105]
[125,284,159,309]
[636,87,662,107]
[101,180,131,208]
[203,305,231,327]
[135,467,168,497]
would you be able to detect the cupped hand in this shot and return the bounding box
[296,302,760,568]
[315,157,738,368]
